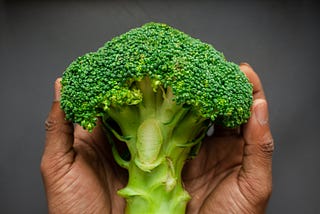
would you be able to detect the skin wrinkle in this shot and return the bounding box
[41,159,69,183]
[41,149,76,187]
[233,196,255,214]
[45,120,74,137]
[259,138,275,156]
[84,192,109,214]
[47,178,81,213]
[185,160,239,193]
[47,122,73,143]
[244,137,274,165]
[185,135,244,207]
[237,172,259,206]
[72,134,127,212]
[200,174,248,214]
[227,187,253,214]
[238,164,271,206]
[61,163,109,214]
[187,161,244,213]
[184,164,214,194]
[66,174,103,213]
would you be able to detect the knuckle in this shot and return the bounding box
[45,117,73,134]
[45,118,56,132]
[260,139,274,155]
[44,101,72,133]
[258,137,274,158]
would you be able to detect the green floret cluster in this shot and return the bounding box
[61,22,252,131]
[60,22,253,214]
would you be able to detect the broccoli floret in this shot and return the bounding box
[60,22,253,214]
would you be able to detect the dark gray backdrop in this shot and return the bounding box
[1,0,319,213]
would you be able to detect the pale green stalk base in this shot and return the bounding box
[105,115,206,214]
[102,78,208,214]
[118,159,191,214]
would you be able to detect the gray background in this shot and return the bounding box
[1,0,319,213]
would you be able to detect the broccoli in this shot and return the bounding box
[60,22,253,214]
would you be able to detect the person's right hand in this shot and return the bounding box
[41,79,127,214]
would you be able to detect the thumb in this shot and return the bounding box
[42,78,74,165]
[241,99,274,196]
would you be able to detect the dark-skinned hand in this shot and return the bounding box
[41,63,273,214]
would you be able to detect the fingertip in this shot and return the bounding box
[239,62,253,73]
[239,62,252,69]
[54,78,62,101]
[239,62,266,100]
[239,62,256,81]
[244,98,269,133]
[243,98,273,155]
[252,99,269,126]
[46,78,67,132]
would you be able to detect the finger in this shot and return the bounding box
[44,78,74,158]
[240,62,266,100]
[241,99,274,193]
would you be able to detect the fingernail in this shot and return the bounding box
[254,99,268,125]
[54,78,62,101]
[239,62,251,67]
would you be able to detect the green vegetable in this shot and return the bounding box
[60,22,253,214]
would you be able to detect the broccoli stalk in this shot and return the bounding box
[60,22,253,213]
[103,77,208,213]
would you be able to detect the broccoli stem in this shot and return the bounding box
[118,151,191,213]
[102,78,209,213]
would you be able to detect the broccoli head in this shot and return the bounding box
[60,22,253,214]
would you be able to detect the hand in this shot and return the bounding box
[41,79,126,213]
[41,63,273,214]
[183,63,274,214]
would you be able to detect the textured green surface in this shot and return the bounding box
[61,22,252,131]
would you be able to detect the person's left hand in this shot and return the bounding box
[183,63,274,214]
